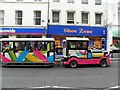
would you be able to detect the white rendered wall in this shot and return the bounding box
[0,0,48,27]
[49,0,107,27]
[106,0,120,51]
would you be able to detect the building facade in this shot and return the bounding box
[48,0,108,50]
[1,0,117,50]
[106,0,120,49]
[0,0,48,38]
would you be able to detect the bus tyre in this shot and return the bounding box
[70,61,78,68]
[100,60,107,67]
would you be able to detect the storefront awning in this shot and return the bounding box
[48,25,107,37]
[0,27,46,35]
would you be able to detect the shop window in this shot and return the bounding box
[95,13,102,24]
[67,12,74,24]
[15,11,22,25]
[2,35,9,38]
[34,11,41,25]
[52,11,60,23]
[0,10,4,25]
[82,0,88,4]
[82,12,89,24]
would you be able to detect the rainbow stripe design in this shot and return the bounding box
[69,50,87,58]
[0,43,54,63]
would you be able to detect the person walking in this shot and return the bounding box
[109,44,113,58]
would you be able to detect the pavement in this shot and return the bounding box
[1,62,118,89]
[110,53,119,61]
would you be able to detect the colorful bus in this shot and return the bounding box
[62,37,111,68]
[0,38,55,66]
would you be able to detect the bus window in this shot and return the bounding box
[63,40,66,48]
[50,42,54,51]
[69,42,76,48]
[69,41,88,49]
[15,42,25,51]
[2,42,10,52]
[32,42,47,51]
[82,42,87,49]
[26,42,31,51]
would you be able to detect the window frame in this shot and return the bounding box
[0,10,4,25]
[95,0,101,5]
[53,0,59,2]
[67,12,75,24]
[82,0,88,4]
[16,0,23,1]
[34,11,41,25]
[95,13,102,24]
[34,0,42,2]
[52,11,60,23]
[67,0,74,3]
[15,10,23,25]
[81,12,89,24]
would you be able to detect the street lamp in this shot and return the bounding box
[46,0,50,38]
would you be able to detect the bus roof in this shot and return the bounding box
[66,37,89,41]
[0,38,55,41]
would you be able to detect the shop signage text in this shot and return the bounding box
[0,28,16,34]
[64,28,77,33]
[79,29,93,34]
[64,28,93,34]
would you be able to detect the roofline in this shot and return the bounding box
[66,37,89,41]
[0,38,55,41]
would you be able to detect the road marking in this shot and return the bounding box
[111,61,119,62]
[31,85,72,89]
[109,85,120,89]
[52,86,71,88]
[32,86,51,88]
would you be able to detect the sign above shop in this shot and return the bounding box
[0,27,45,35]
[48,25,107,36]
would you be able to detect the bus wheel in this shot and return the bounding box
[100,60,107,67]
[70,61,78,68]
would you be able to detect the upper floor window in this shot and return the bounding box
[15,11,22,25]
[16,0,23,1]
[52,11,60,23]
[0,10,4,25]
[118,2,120,12]
[67,0,74,3]
[53,0,59,2]
[67,12,74,24]
[34,11,41,25]
[95,0,101,5]
[95,13,102,24]
[1,0,4,2]
[34,0,42,1]
[82,0,88,4]
[82,12,89,24]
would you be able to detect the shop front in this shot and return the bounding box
[0,27,46,38]
[48,25,107,50]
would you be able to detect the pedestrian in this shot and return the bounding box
[109,44,113,58]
